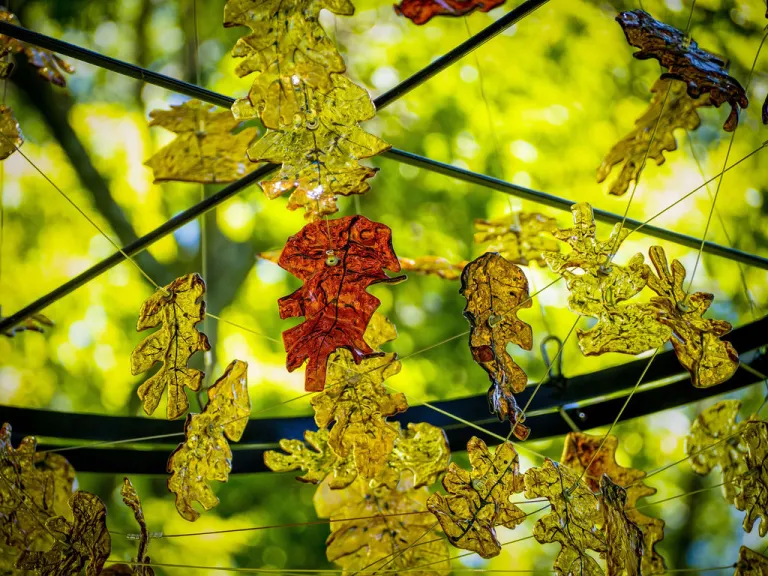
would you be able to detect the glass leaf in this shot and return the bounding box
[474,212,560,267]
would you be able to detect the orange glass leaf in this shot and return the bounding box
[734,421,768,537]
[735,546,768,576]
[427,437,525,558]
[543,202,670,356]
[394,0,504,25]
[102,479,153,576]
[277,215,405,392]
[460,253,532,440]
[1,311,52,338]
[474,212,559,267]
[15,491,110,576]
[398,256,467,280]
[166,359,250,521]
[524,459,606,576]
[561,432,665,575]
[647,246,738,387]
[598,78,710,196]
[0,105,22,161]
[145,100,259,184]
[130,273,211,419]
[616,10,748,132]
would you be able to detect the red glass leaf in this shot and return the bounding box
[394,0,504,25]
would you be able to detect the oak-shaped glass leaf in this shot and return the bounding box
[616,10,748,132]
[102,479,153,576]
[277,215,405,391]
[734,421,768,537]
[647,246,738,387]
[598,78,711,196]
[398,256,467,280]
[460,253,532,440]
[525,459,606,576]
[0,105,21,161]
[15,491,110,576]
[600,475,644,576]
[167,359,250,521]
[387,422,451,489]
[1,311,53,338]
[474,212,559,267]
[561,432,665,575]
[131,273,211,419]
[145,100,259,184]
[394,0,504,24]
[543,202,670,356]
[248,75,390,221]
[735,546,768,576]
[427,437,526,558]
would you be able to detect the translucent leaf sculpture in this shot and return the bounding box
[427,437,526,558]
[167,359,250,521]
[0,105,22,161]
[734,421,768,537]
[525,459,606,576]
[277,215,405,391]
[647,246,738,387]
[616,10,748,132]
[474,212,559,267]
[247,75,390,221]
[735,546,768,576]
[543,202,670,356]
[15,491,110,576]
[598,78,711,196]
[145,100,259,184]
[398,256,467,280]
[561,432,665,575]
[102,479,154,576]
[460,253,533,440]
[131,273,211,419]
[394,0,505,25]
[600,476,644,576]
[1,311,52,338]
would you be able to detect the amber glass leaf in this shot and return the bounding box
[474,212,559,267]
[1,312,53,338]
[598,78,710,196]
[131,273,211,419]
[616,10,748,132]
[460,253,532,440]
[388,422,451,489]
[600,476,644,576]
[427,437,525,558]
[278,215,405,391]
[248,76,390,221]
[145,100,259,184]
[647,246,738,387]
[167,359,250,521]
[398,256,467,280]
[734,421,768,537]
[561,432,665,575]
[103,479,153,576]
[735,546,768,576]
[543,202,670,356]
[525,459,606,576]
[15,491,110,576]
[0,105,21,161]
[394,0,504,24]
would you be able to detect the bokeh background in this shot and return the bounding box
[1,0,768,572]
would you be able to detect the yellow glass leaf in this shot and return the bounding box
[735,546,768,576]
[600,475,644,576]
[15,491,110,576]
[166,359,250,521]
[247,74,390,221]
[427,437,526,558]
[387,422,451,489]
[131,273,211,419]
[474,212,560,266]
[543,202,670,356]
[734,421,768,537]
[398,256,468,280]
[561,432,665,575]
[598,78,711,196]
[102,479,153,576]
[460,253,533,440]
[145,100,260,184]
[223,0,352,128]
[0,105,21,161]
[646,245,738,387]
[525,459,606,576]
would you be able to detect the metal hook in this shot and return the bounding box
[540,335,564,383]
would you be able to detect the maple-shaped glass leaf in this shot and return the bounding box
[131,273,211,419]
[102,479,153,576]
[394,0,504,25]
[734,421,768,537]
[543,202,670,356]
[0,105,21,161]
[616,10,748,132]
[647,246,738,387]
[474,212,560,267]
[248,75,390,221]
[398,256,468,280]
[145,100,259,184]
[460,253,532,440]
[277,215,405,391]
[735,546,768,576]
[600,475,644,576]
[16,491,110,576]
[427,437,526,558]
[561,432,665,575]
[598,78,711,196]
[525,459,606,576]
[167,359,250,521]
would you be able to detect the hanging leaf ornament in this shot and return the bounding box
[145,100,259,184]
[460,253,533,440]
[616,9,748,132]
[398,256,467,280]
[598,78,711,196]
[102,479,154,576]
[735,546,768,576]
[277,215,405,392]
[167,359,250,521]
[0,105,22,161]
[600,476,644,576]
[394,0,505,25]
[734,421,768,537]
[474,212,560,267]
[646,246,738,387]
[131,273,211,419]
